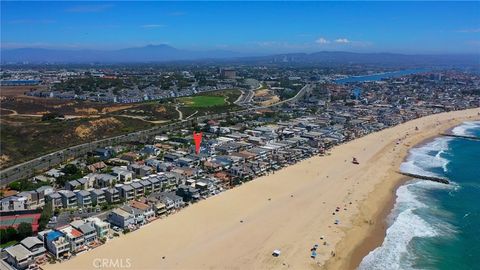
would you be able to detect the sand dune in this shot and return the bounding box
[47,108,480,270]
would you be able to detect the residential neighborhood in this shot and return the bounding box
[1,69,479,269]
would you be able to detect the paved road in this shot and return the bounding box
[254,83,311,109]
[174,104,183,120]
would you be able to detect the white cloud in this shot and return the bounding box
[335,38,350,44]
[315,37,330,44]
[141,24,166,29]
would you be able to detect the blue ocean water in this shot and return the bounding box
[359,121,480,270]
[335,69,429,84]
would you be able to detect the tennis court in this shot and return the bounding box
[0,213,41,232]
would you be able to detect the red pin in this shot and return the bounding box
[193,131,203,154]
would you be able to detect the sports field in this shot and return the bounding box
[0,213,41,232]
[178,95,226,108]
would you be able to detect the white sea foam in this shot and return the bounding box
[452,121,480,136]
[359,135,459,270]
[358,180,456,270]
[399,137,451,176]
[358,183,437,270]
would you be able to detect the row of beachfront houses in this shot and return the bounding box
[1,104,444,270]
[2,189,188,270]
[1,113,364,215]
[3,216,109,269]
[1,112,385,269]
[2,106,395,216]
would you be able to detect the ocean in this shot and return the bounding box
[335,69,430,84]
[358,121,480,270]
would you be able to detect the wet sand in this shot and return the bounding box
[47,108,480,270]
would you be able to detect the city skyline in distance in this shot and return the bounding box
[1,1,480,55]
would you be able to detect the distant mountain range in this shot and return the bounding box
[1,44,479,66]
[0,44,246,64]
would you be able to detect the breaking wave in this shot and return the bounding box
[359,128,463,270]
[399,137,451,177]
[451,121,480,136]
[358,181,457,270]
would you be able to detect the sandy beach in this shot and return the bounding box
[47,108,480,270]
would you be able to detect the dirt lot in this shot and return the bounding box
[0,115,153,169]
[253,88,280,106]
[0,85,48,97]
[0,96,138,116]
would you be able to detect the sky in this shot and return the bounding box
[1,1,480,54]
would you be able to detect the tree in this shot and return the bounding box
[61,164,80,175]
[0,229,6,243]
[5,227,17,242]
[38,203,53,231]
[16,223,33,240]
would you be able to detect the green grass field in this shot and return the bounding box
[0,240,18,249]
[179,95,226,108]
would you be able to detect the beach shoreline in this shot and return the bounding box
[323,110,480,270]
[46,108,480,270]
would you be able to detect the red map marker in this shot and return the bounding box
[193,131,203,154]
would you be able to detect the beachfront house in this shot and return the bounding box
[19,237,46,259]
[71,220,97,245]
[85,217,110,238]
[107,208,135,229]
[146,196,167,216]
[157,192,184,210]
[196,178,217,197]
[130,201,155,221]
[120,205,146,225]
[45,231,70,259]
[176,185,200,202]
[4,245,33,270]
[59,226,85,253]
